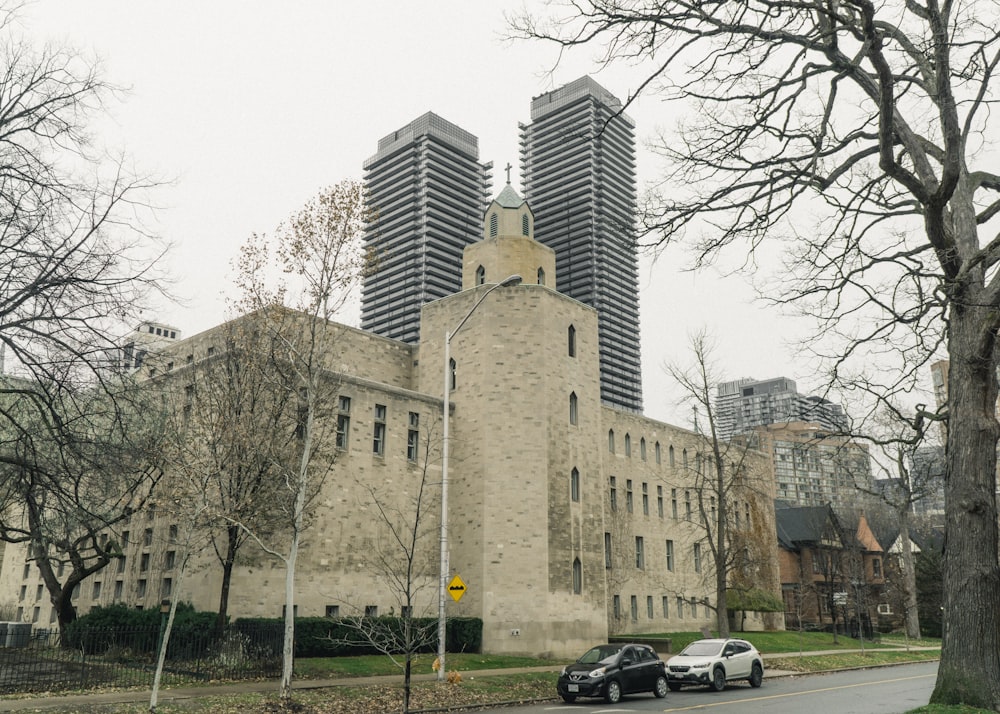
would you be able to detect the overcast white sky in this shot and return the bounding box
[21,1,817,426]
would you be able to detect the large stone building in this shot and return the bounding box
[0,187,779,657]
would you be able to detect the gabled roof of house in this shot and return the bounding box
[775,502,839,550]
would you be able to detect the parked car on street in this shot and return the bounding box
[665,638,764,691]
[556,643,668,703]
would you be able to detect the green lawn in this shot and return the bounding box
[293,651,553,679]
[643,630,941,654]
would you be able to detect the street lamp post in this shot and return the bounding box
[437,274,521,681]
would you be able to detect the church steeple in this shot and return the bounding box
[461,176,556,290]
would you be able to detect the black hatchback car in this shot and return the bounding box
[557,643,669,703]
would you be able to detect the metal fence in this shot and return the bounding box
[0,623,283,695]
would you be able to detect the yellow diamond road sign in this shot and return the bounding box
[448,575,467,602]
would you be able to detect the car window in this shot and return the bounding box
[680,641,724,657]
[734,642,750,654]
[639,647,656,661]
[578,645,622,664]
[622,646,638,662]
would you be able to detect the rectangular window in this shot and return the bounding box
[694,543,702,573]
[635,536,645,569]
[613,594,621,619]
[36,584,43,600]
[122,530,130,546]
[609,477,617,511]
[18,585,25,601]
[671,489,678,519]
[657,486,664,518]
[677,596,684,619]
[32,607,39,623]
[666,540,675,571]
[642,482,649,515]
[365,605,378,617]
[647,595,654,619]
[336,396,351,450]
[114,581,123,600]
[872,557,882,578]
[143,528,153,546]
[373,404,386,456]
[325,605,340,617]
[685,491,692,520]
[630,595,638,621]
[604,533,612,569]
[169,524,178,542]
[140,553,150,572]
[137,580,147,598]
[626,479,633,513]
[164,551,176,570]
[162,578,173,598]
[22,563,30,579]
[407,412,420,461]
[92,582,102,600]
[662,596,669,618]
[117,555,126,574]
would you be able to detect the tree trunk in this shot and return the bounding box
[897,515,920,640]
[215,527,239,634]
[931,301,1000,706]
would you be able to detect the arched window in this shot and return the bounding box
[682,449,689,468]
[640,438,646,461]
[624,433,632,457]
[522,214,530,236]
[572,558,582,594]
[571,468,580,502]
[569,392,578,425]
[608,429,615,453]
[449,358,457,390]
[568,325,576,357]
[475,265,485,285]
[655,441,661,464]
[489,213,498,237]
[537,267,545,285]
[669,445,675,466]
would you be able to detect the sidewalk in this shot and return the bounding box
[0,646,940,712]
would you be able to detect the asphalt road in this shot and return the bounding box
[473,661,938,714]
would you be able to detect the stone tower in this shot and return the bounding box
[419,183,609,655]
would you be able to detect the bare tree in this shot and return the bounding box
[667,331,779,637]
[512,1,1000,705]
[158,314,297,634]
[231,181,371,702]
[0,376,165,635]
[332,424,441,714]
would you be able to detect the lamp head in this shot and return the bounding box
[500,274,522,287]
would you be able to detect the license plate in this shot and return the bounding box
[567,684,579,692]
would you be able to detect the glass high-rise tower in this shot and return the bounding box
[520,76,642,412]
[361,112,492,343]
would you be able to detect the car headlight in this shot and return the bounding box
[560,667,568,676]
[588,666,607,678]
[689,661,710,669]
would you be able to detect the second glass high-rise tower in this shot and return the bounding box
[520,76,643,412]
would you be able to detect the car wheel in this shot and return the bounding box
[749,662,763,688]
[605,679,622,704]
[560,693,577,703]
[668,682,682,692]
[711,667,726,692]
[654,675,669,698]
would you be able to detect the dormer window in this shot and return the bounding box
[475,265,486,285]
[489,213,498,237]
[522,214,529,236]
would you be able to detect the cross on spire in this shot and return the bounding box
[504,162,512,184]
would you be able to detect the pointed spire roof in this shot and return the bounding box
[495,183,524,208]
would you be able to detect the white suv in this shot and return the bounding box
[665,638,764,691]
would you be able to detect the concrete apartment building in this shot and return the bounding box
[0,187,780,656]
[715,377,849,441]
[520,76,643,413]
[360,112,493,344]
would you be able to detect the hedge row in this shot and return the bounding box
[232,616,483,658]
[66,606,483,659]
